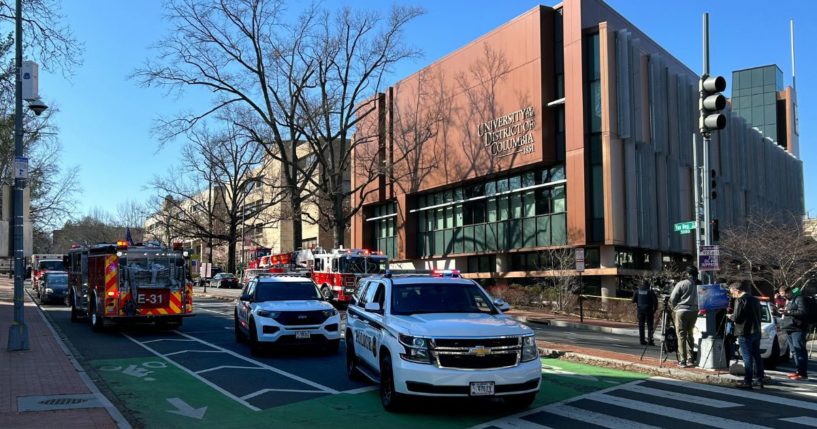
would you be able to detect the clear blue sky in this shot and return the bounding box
[43,0,816,222]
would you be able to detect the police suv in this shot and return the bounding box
[234,276,341,354]
[345,270,541,411]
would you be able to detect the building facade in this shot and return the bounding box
[351,0,805,297]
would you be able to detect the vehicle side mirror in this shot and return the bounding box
[240,294,252,302]
[493,298,511,312]
[364,302,382,313]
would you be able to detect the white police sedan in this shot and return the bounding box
[234,276,341,354]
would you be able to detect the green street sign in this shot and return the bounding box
[674,221,697,232]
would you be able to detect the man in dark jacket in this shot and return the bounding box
[632,280,658,346]
[779,286,809,380]
[728,281,764,389]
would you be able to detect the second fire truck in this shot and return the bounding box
[66,241,193,331]
[311,248,389,303]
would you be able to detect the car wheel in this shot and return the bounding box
[249,319,262,355]
[380,353,405,412]
[506,392,537,409]
[764,340,779,370]
[235,313,246,343]
[90,298,104,332]
[321,285,333,301]
[346,334,363,380]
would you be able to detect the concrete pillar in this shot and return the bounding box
[600,244,616,268]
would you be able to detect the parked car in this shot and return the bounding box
[210,273,239,289]
[38,271,69,305]
[693,300,789,368]
[234,276,340,354]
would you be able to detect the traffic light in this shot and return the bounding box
[710,169,717,200]
[700,75,726,133]
[710,219,720,242]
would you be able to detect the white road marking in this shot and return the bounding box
[196,365,265,374]
[587,392,769,429]
[240,388,326,401]
[623,382,741,408]
[650,377,817,411]
[340,386,378,394]
[141,338,196,344]
[544,403,662,429]
[166,397,207,419]
[173,330,339,394]
[163,349,223,357]
[489,420,550,429]
[123,333,261,411]
[780,417,817,427]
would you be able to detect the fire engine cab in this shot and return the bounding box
[66,241,194,331]
[311,248,389,303]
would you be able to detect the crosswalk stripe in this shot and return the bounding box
[489,421,550,429]
[586,392,770,429]
[780,417,817,427]
[650,377,817,411]
[541,403,662,429]
[623,382,741,408]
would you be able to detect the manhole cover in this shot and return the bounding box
[18,394,102,412]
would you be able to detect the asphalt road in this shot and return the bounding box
[31,287,817,429]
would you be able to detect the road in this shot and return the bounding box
[33,288,817,429]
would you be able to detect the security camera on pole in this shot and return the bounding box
[696,13,727,369]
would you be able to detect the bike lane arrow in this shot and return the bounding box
[166,397,207,419]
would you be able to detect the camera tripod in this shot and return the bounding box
[640,299,678,366]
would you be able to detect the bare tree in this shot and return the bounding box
[720,214,817,296]
[149,126,285,273]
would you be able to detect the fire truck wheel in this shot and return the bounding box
[90,299,104,332]
[321,285,333,301]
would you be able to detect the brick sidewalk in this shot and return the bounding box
[0,278,122,428]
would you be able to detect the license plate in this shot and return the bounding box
[344,288,355,293]
[469,382,495,397]
[295,330,311,339]
[137,290,170,308]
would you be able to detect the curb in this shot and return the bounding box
[192,292,237,303]
[536,344,749,387]
[524,316,639,337]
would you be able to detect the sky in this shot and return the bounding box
[40,0,817,223]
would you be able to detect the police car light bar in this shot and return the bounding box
[432,269,460,278]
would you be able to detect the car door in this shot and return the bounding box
[237,280,256,331]
[357,281,386,370]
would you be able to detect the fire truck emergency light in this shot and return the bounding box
[116,240,128,249]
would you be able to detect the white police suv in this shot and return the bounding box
[345,270,541,411]
[234,276,341,354]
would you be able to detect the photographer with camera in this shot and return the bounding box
[669,266,699,367]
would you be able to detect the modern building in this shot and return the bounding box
[351,0,805,297]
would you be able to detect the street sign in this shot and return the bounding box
[674,221,696,233]
[14,156,28,180]
[680,229,692,235]
[575,248,585,272]
[699,245,719,271]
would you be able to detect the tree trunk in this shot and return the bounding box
[333,194,344,248]
[291,191,303,250]
[227,223,237,274]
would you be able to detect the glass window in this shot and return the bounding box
[551,213,567,245]
[496,178,508,193]
[436,208,445,230]
[474,224,486,252]
[485,181,496,196]
[550,165,565,181]
[444,189,453,203]
[509,219,522,248]
[509,175,521,191]
[487,198,497,222]
[434,230,444,255]
[454,205,463,227]
[463,226,474,253]
[523,191,536,217]
[511,193,522,219]
[752,106,764,125]
[763,66,776,86]
[536,188,551,215]
[764,92,776,106]
[485,223,497,251]
[499,196,509,220]
[537,216,551,246]
[764,105,776,125]
[453,227,464,254]
[453,188,463,201]
[751,68,763,87]
[496,222,507,250]
[443,229,452,255]
[418,212,426,232]
[523,218,537,248]
[445,206,453,229]
[553,185,566,212]
[522,171,535,188]
[473,200,486,224]
[590,80,602,132]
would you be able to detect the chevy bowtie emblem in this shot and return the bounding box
[298,315,307,319]
[469,346,491,357]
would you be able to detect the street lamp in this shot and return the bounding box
[8,0,48,352]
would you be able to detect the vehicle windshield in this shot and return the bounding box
[219,273,235,279]
[255,281,321,301]
[38,261,64,271]
[391,282,497,315]
[124,252,185,289]
[340,256,388,274]
[46,275,68,286]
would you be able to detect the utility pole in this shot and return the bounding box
[7,0,28,351]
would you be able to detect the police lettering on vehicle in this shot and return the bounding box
[356,330,374,351]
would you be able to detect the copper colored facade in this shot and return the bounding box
[351,0,805,296]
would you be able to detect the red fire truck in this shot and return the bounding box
[310,248,389,302]
[66,241,193,331]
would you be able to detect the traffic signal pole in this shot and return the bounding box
[701,13,712,283]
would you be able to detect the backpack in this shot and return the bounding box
[664,326,678,353]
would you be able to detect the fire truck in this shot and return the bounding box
[66,241,193,331]
[310,248,388,302]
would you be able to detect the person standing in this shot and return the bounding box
[632,280,658,346]
[728,281,764,389]
[669,266,699,367]
[779,285,809,380]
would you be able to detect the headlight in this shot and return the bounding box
[322,308,338,318]
[399,334,432,364]
[521,335,538,362]
[256,310,280,318]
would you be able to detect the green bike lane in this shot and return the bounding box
[90,356,647,429]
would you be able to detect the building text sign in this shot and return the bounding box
[477,106,536,158]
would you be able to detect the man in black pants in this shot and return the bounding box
[633,280,658,346]
[729,281,764,389]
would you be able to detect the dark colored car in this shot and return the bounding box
[38,271,69,304]
[210,273,239,289]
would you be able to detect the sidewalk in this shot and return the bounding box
[0,278,126,428]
